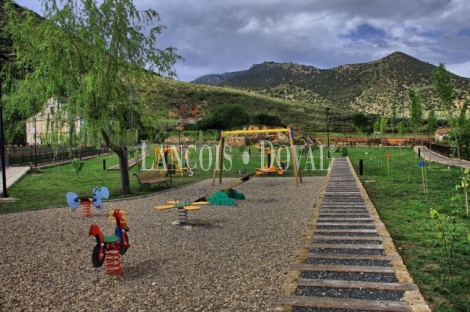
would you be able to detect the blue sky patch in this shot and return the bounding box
[342,23,388,41]
[457,28,470,37]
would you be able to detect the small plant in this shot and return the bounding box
[342,147,348,156]
[429,208,457,287]
[453,168,470,215]
[71,158,85,178]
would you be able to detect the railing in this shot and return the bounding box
[3,146,111,167]
[425,142,470,161]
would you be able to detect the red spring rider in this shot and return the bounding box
[89,209,130,276]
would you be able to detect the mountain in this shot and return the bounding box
[192,52,470,116]
[192,71,244,85]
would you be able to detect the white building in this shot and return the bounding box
[25,98,82,145]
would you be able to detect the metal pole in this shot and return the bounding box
[0,87,8,197]
[34,115,38,166]
[325,107,330,158]
[178,123,181,146]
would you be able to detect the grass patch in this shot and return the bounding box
[0,143,331,213]
[348,146,470,312]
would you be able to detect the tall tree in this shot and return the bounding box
[433,63,463,167]
[408,88,423,142]
[4,0,182,194]
[427,109,438,139]
[379,115,388,144]
[351,112,369,133]
[390,105,398,137]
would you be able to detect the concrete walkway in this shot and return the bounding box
[415,145,470,168]
[0,153,111,197]
[0,166,30,196]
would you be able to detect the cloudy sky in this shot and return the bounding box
[14,0,470,82]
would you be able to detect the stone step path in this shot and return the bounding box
[276,157,430,312]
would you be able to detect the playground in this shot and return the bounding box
[0,176,323,311]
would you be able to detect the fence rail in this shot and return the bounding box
[425,142,470,161]
[3,146,111,167]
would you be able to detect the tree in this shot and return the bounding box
[433,63,463,168]
[251,113,282,127]
[352,112,370,133]
[379,115,388,144]
[390,105,398,137]
[4,0,182,194]
[457,100,470,148]
[197,104,250,130]
[408,88,423,142]
[427,109,438,138]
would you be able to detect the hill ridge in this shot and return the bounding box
[191,51,470,115]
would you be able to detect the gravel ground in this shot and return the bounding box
[0,176,323,312]
[309,248,385,256]
[295,287,404,301]
[305,259,392,267]
[314,232,379,237]
[312,240,381,245]
[300,272,398,283]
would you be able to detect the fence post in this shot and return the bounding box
[359,159,363,176]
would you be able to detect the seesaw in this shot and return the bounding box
[155,172,256,226]
[194,172,256,205]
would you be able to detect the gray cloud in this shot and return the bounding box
[14,0,470,80]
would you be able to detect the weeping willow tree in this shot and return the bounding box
[3,0,182,194]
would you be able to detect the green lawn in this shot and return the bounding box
[0,143,331,212]
[348,146,470,312]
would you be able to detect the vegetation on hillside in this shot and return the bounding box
[195,52,470,116]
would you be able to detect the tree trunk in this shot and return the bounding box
[114,146,131,194]
[102,130,131,194]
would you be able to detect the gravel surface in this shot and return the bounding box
[310,248,385,255]
[295,286,404,301]
[293,309,369,312]
[300,272,398,283]
[306,259,392,267]
[314,232,379,237]
[318,215,370,218]
[316,225,376,229]
[317,220,373,223]
[0,176,323,312]
[313,240,381,245]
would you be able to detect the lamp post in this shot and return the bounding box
[325,107,330,158]
[0,80,8,197]
[178,123,181,146]
[34,114,38,167]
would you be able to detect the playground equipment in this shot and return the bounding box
[212,128,302,186]
[66,186,110,217]
[155,198,207,226]
[89,209,130,276]
[195,172,256,205]
[153,144,192,176]
[253,145,286,176]
[155,172,256,226]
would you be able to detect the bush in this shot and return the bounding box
[342,147,348,156]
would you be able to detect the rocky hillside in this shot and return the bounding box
[192,52,470,116]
